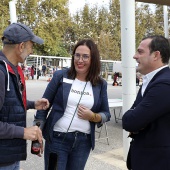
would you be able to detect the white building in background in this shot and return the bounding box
[26,55,71,69]
[26,55,122,73]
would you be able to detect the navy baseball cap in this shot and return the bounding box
[2,23,44,44]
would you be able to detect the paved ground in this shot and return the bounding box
[20,77,128,170]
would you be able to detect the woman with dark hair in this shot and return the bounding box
[35,39,111,170]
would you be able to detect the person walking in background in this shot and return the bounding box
[42,63,46,76]
[35,39,111,170]
[0,23,50,170]
[21,64,25,73]
[31,65,35,80]
[112,72,119,86]
[136,73,139,86]
[37,68,41,80]
[136,71,142,86]
[122,35,170,170]
[53,66,57,74]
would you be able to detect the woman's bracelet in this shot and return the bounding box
[90,113,101,122]
[90,113,95,122]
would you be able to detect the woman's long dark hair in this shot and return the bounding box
[68,39,102,86]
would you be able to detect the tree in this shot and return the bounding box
[71,0,122,60]
[0,0,10,49]
[98,31,120,60]
[153,4,164,35]
[0,0,167,59]
[135,3,155,47]
[107,0,121,60]
[16,0,71,56]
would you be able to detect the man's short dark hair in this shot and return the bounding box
[143,35,170,64]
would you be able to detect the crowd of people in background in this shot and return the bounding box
[21,64,143,86]
[21,64,61,80]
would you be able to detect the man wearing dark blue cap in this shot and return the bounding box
[0,23,49,170]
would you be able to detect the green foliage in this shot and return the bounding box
[0,0,10,47]
[0,1,167,60]
[15,0,71,56]
[154,5,164,35]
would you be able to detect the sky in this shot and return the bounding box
[69,0,110,15]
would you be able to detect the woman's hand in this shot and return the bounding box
[77,105,93,120]
[34,98,50,110]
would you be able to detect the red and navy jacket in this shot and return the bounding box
[0,51,34,164]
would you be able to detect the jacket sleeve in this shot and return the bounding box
[0,122,24,139]
[97,80,111,127]
[35,70,63,124]
[122,81,170,132]
[26,100,35,110]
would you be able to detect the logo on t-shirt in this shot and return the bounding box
[71,89,91,96]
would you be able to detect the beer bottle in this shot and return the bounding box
[31,122,41,155]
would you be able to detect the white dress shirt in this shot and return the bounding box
[141,65,168,96]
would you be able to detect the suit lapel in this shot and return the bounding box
[143,67,168,97]
[62,72,73,109]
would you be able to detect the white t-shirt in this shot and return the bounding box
[53,78,94,134]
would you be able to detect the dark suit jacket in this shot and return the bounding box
[122,67,170,170]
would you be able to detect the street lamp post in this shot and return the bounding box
[69,41,74,57]
[9,0,17,23]
[163,6,169,38]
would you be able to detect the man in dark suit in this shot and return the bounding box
[122,35,170,170]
